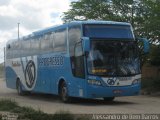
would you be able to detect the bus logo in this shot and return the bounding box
[25,60,36,88]
[107,78,116,85]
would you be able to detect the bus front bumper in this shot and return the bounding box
[86,84,141,98]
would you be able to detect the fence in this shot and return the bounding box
[142,66,160,79]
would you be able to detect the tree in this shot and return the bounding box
[149,45,160,66]
[140,0,160,44]
[62,0,113,23]
[62,0,160,44]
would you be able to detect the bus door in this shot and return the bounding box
[73,41,86,97]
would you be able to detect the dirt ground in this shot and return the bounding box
[0,78,160,114]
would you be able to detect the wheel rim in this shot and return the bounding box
[17,81,22,94]
[17,83,21,94]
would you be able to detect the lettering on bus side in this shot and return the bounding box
[12,61,21,67]
[38,56,64,67]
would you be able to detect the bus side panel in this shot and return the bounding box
[33,53,66,94]
[5,66,17,89]
[5,56,39,92]
[32,71,53,94]
[5,58,18,89]
[55,56,87,98]
[48,54,69,95]
[34,53,86,97]
[31,69,43,93]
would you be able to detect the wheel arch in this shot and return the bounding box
[16,76,21,88]
[58,77,67,95]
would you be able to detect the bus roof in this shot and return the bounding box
[70,20,130,26]
[33,20,131,36]
[7,20,131,43]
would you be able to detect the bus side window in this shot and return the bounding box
[8,42,13,58]
[51,32,55,49]
[21,39,31,57]
[54,29,67,52]
[74,42,85,78]
[68,25,82,76]
[40,33,53,53]
[12,41,21,58]
[6,44,11,59]
[30,37,40,55]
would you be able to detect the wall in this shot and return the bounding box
[142,66,160,79]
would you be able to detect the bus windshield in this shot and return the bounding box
[84,24,134,39]
[87,40,140,77]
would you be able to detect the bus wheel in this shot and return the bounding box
[60,82,71,103]
[103,97,115,102]
[16,80,25,96]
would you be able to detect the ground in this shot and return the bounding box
[0,78,160,114]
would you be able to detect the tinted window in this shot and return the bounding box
[68,25,82,77]
[84,24,134,39]
[54,29,67,52]
[68,25,81,56]
[22,39,30,50]
[21,39,30,56]
[6,40,22,58]
[74,42,85,78]
[41,33,53,52]
[30,37,40,54]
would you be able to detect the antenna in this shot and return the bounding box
[18,22,20,40]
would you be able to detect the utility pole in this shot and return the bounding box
[3,47,5,79]
[18,23,20,40]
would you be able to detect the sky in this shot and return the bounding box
[0,0,77,63]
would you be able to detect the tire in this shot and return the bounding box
[60,82,71,103]
[103,97,115,102]
[16,80,25,96]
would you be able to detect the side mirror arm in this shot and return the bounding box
[82,37,90,53]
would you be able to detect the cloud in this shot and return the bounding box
[0,0,70,30]
[0,30,13,62]
[0,0,11,6]
[0,0,72,63]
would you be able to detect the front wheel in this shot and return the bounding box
[60,82,71,103]
[103,97,115,102]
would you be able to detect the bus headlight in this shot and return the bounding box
[132,78,141,85]
[87,80,101,86]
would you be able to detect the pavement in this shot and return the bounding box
[0,78,160,114]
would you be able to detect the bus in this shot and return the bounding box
[5,21,149,102]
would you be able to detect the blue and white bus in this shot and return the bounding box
[5,21,149,102]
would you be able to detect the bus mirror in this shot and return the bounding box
[82,37,90,52]
[137,38,150,54]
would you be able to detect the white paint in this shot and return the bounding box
[102,74,141,86]
[6,56,38,91]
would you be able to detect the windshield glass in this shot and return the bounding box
[84,24,134,39]
[87,40,140,76]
